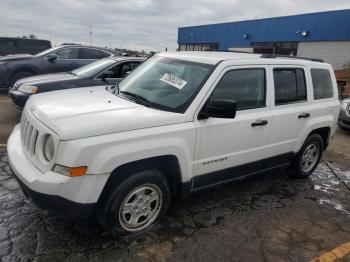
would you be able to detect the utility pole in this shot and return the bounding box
[89,25,92,45]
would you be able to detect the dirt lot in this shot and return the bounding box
[0,93,21,145]
[0,93,350,261]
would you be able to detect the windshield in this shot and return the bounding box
[118,56,214,112]
[35,46,62,56]
[71,58,116,77]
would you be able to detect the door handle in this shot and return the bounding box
[251,119,268,127]
[298,112,310,119]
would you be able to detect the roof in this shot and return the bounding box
[0,37,50,42]
[108,56,146,61]
[178,9,350,49]
[57,44,121,55]
[158,51,325,65]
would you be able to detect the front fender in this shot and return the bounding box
[56,123,196,184]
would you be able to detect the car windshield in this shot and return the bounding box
[118,56,214,112]
[71,58,116,78]
[35,46,62,56]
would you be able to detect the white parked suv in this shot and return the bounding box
[8,52,340,234]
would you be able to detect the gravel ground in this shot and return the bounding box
[1,146,350,262]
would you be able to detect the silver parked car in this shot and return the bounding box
[338,97,350,130]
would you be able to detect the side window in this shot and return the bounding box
[80,48,110,59]
[210,69,266,111]
[54,48,79,59]
[311,69,334,100]
[0,40,17,54]
[104,62,140,78]
[274,68,307,105]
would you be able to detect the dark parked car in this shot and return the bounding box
[338,97,350,131]
[0,37,51,56]
[0,44,121,89]
[9,56,145,109]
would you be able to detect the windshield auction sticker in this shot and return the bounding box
[160,73,187,89]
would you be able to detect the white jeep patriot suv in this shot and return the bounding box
[8,52,340,234]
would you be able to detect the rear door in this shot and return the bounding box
[268,65,311,156]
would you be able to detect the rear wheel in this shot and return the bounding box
[289,134,324,178]
[99,170,171,235]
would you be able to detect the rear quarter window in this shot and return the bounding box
[311,69,334,100]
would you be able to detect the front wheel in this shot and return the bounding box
[99,170,171,235]
[289,134,324,178]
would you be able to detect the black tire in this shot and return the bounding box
[10,71,35,87]
[98,170,171,235]
[289,134,324,178]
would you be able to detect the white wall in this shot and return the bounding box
[297,41,350,70]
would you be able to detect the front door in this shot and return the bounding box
[42,47,81,73]
[193,66,273,188]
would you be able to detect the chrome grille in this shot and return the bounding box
[20,113,39,157]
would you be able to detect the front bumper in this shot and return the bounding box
[338,107,350,130]
[7,125,96,218]
[8,90,31,110]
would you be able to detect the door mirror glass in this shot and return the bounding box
[46,54,58,62]
[199,99,237,119]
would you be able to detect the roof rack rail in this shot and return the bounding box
[260,54,323,62]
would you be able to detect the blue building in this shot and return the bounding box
[177,9,350,70]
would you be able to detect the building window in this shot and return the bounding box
[252,42,299,56]
[274,68,307,105]
[178,43,219,51]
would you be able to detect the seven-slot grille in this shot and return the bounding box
[347,103,350,116]
[20,113,39,157]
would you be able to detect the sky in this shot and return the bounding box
[0,0,350,52]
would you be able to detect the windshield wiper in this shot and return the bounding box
[119,90,151,107]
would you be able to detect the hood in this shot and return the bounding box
[15,72,77,88]
[0,54,33,62]
[26,86,186,140]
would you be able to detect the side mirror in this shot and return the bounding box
[46,54,58,62]
[199,99,237,119]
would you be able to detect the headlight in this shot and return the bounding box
[18,85,38,93]
[43,135,54,162]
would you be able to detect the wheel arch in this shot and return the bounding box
[308,126,331,150]
[10,65,40,80]
[97,155,185,208]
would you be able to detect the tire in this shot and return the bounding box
[289,134,324,178]
[98,170,171,235]
[10,71,35,87]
